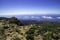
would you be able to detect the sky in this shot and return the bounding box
[0,0,60,15]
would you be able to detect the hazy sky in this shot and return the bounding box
[0,0,60,15]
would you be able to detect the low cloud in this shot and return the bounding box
[31,16,40,19]
[57,17,60,19]
[21,16,40,19]
[42,16,53,19]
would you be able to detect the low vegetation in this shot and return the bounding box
[0,17,60,40]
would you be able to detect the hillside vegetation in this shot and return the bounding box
[0,17,60,40]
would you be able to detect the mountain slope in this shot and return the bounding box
[0,17,60,40]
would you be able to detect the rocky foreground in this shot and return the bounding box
[0,17,60,40]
